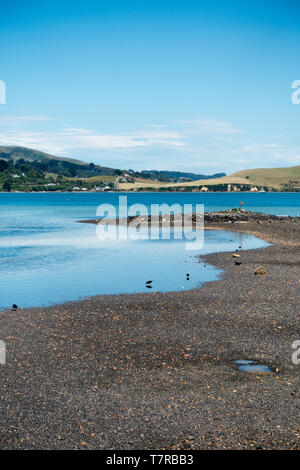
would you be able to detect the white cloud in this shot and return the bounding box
[263,143,285,149]
[0,115,55,124]
[173,118,242,135]
[0,113,299,173]
[0,124,187,155]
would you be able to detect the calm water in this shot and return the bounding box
[1,191,298,308]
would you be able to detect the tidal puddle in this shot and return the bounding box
[234,360,271,373]
[0,225,268,308]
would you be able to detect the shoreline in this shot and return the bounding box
[1,190,300,194]
[0,217,299,449]
[78,209,300,247]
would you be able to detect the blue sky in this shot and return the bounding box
[0,0,300,174]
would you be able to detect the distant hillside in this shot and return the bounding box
[0,146,119,178]
[119,165,300,192]
[0,146,226,190]
[0,146,83,164]
[4,145,296,193]
[139,169,226,182]
[230,166,300,190]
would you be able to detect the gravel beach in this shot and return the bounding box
[0,214,299,450]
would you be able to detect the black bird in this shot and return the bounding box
[146,280,152,285]
[12,304,18,310]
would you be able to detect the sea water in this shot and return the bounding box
[1,191,297,308]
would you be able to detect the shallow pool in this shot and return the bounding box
[0,222,268,308]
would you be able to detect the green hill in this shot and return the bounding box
[0,146,119,177]
[119,165,300,192]
[1,145,298,192]
[0,146,85,165]
[0,146,122,192]
[230,166,300,190]
[0,146,226,191]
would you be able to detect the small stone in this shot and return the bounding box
[255,266,267,275]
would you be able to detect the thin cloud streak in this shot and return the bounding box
[0,114,298,173]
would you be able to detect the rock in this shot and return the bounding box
[232,253,240,258]
[235,261,242,266]
[255,266,267,275]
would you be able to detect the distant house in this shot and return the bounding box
[12,174,20,178]
[72,186,81,191]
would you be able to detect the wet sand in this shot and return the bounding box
[0,215,299,449]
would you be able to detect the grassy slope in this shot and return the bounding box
[2,146,299,191]
[0,146,87,165]
[231,166,300,188]
[118,175,246,190]
[119,166,300,190]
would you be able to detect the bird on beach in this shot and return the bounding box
[12,304,18,310]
